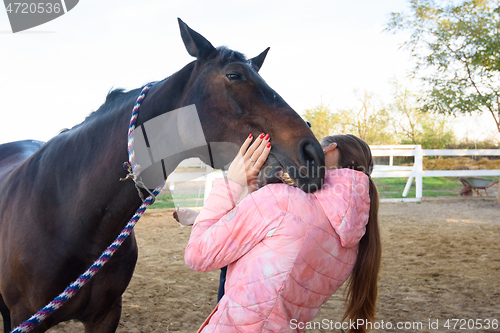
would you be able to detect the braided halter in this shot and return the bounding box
[12,83,165,333]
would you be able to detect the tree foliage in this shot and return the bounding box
[412,117,456,148]
[303,91,396,145]
[302,103,336,141]
[387,0,500,132]
[304,83,463,148]
[387,82,425,144]
[335,90,396,145]
[387,80,456,148]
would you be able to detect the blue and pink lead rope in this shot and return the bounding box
[11,83,164,333]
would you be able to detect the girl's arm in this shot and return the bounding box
[184,179,286,272]
[184,133,282,272]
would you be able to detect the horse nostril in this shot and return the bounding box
[299,139,325,180]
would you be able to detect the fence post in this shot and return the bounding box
[402,175,413,198]
[415,145,423,200]
[496,181,500,204]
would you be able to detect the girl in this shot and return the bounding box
[184,133,381,333]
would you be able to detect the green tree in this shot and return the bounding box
[386,82,424,144]
[303,91,397,144]
[417,117,456,148]
[335,90,396,144]
[387,80,456,148]
[302,103,336,141]
[387,0,500,132]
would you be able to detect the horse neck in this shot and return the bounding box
[82,61,197,190]
[30,64,198,240]
[133,61,209,172]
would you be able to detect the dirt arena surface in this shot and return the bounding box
[3,197,499,333]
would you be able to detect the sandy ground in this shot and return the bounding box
[3,197,500,333]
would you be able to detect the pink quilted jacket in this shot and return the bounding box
[185,169,370,332]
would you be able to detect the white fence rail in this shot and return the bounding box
[167,146,500,204]
[370,145,500,201]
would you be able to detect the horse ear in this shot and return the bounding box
[249,47,270,72]
[178,18,216,59]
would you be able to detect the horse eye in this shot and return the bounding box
[306,121,312,128]
[226,73,241,81]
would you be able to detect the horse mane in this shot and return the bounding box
[78,48,244,130]
[55,87,141,136]
[105,88,128,103]
[82,81,165,127]
[61,47,246,137]
[82,87,141,122]
[100,78,167,112]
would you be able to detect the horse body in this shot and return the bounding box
[0,95,144,332]
[0,19,325,332]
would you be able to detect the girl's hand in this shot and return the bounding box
[227,133,271,191]
[173,207,199,226]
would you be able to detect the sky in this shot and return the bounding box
[0,0,497,144]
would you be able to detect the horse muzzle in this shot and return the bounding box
[258,138,325,193]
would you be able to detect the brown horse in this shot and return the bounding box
[0,19,325,332]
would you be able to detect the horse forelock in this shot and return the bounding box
[214,46,247,65]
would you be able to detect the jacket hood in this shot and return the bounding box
[313,168,371,248]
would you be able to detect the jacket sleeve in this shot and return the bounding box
[185,180,286,272]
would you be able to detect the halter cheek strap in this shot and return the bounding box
[120,82,165,203]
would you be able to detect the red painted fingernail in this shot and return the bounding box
[259,133,265,139]
[267,142,271,148]
[248,133,253,139]
[264,133,269,140]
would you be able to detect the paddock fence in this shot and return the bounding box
[165,146,500,205]
[370,145,500,202]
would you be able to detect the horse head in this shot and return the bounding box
[172,19,325,193]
